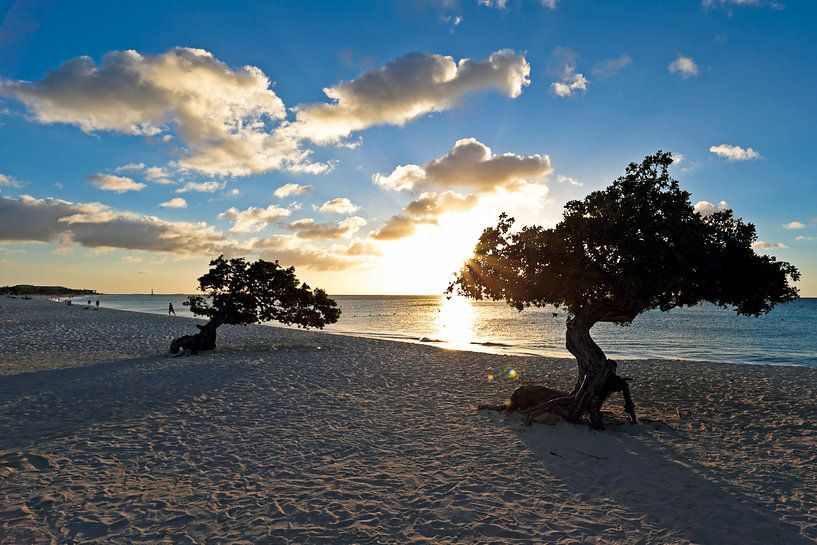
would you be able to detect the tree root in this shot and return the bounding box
[479,375,637,430]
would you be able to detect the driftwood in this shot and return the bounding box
[169,322,218,355]
[479,370,638,428]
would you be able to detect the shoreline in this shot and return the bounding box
[64,294,816,369]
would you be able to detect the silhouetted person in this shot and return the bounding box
[168,302,176,316]
[95,300,99,309]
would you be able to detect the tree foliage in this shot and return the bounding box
[186,255,340,329]
[450,151,799,322]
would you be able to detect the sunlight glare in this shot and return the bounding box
[436,294,475,347]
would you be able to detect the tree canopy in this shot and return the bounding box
[452,151,800,429]
[451,151,799,323]
[186,255,341,329]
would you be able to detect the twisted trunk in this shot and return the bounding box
[525,299,639,429]
[169,312,225,355]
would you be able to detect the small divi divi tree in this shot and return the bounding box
[170,256,340,354]
[450,152,799,429]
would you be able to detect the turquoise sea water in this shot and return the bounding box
[71,294,817,367]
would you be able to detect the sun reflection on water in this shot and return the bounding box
[436,295,475,348]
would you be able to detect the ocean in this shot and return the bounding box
[71,294,817,367]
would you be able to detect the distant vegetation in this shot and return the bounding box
[1,285,97,296]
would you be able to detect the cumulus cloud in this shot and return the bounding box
[291,49,530,144]
[175,181,223,193]
[285,216,367,240]
[752,241,788,250]
[318,197,360,214]
[0,47,323,176]
[591,54,631,78]
[88,173,146,193]
[0,195,226,253]
[551,67,587,97]
[274,183,312,198]
[0,173,23,188]
[668,55,699,78]
[370,215,432,241]
[159,197,187,208]
[709,144,761,161]
[556,174,583,186]
[219,205,291,233]
[782,221,805,230]
[144,166,173,185]
[548,47,587,98]
[370,191,478,241]
[403,190,478,218]
[115,162,145,173]
[694,200,729,216]
[373,138,551,193]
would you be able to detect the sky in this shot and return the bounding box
[0,0,815,295]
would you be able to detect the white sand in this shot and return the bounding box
[1,297,815,544]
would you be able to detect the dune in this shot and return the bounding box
[1,297,815,544]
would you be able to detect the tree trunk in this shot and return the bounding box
[525,303,639,429]
[565,312,617,429]
[169,315,223,355]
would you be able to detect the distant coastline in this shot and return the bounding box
[2,284,97,296]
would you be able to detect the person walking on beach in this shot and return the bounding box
[168,302,176,316]
[95,300,99,309]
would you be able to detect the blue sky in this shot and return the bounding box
[0,0,815,295]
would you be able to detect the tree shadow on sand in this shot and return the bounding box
[0,354,252,452]
[485,414,810,545]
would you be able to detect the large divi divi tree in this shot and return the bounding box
[450,152,799,429]
[170,256,340,354]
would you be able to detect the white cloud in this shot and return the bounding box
[548,47,587,98]
[0,47,324,176]
[144,166,173,185]
[319,197,360,215]
[219,205,291,233]
[372,165,428,191]
[175,181,223,193]
[668,55,699,78]
[274,183,312,199]
[551,66,587,97]
[702,0,779,7]
[752,241,788,250]
[291,49,530,144]
[796,235,814,241]
[782,221,805,230]
[114,163,145,172]
[694,200,729,216]
[373,138,552,193]
[709,144,761,161]
[590,54,631,79]
[286,216,367,240]
[159,197,188,209]
[88,173,146,193]
[0,173,23,188]
[478,0,508,8]
[556,174,583,186]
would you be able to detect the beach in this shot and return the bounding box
[1,298,816,544]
